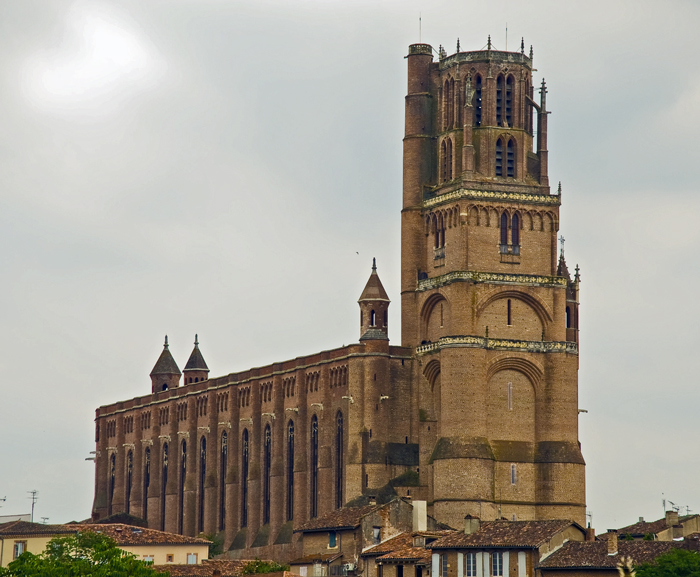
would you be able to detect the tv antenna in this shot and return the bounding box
[27,490,38,522]
[41,517,49,524]
[419,13,421,42]
[505,22,508,51]
[586,510,593,528]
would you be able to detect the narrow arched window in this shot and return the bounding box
[496,75,504,126]
[126,451,133,515]
[161,443,169,531]
[507,299,512,326]
[371,310,376,327]
[383,309,388,329]
[474,74,482,126]
[525,79,532,133]
[446,138,453,180]
[179,441,186,534]
[143,447,151,521]
[507,139,515,178]
[241,429,249,527]
[336,412,344,509]
[198,437,206,533]
[443,79,450,130]
[505,75,514,127]
[512,213,520,246]
[219,432,227,531]
[496,138,503,176]
[263,425,272,524]
[310,416,319,518]
[287,421,295,521]
[448,78,455,128]
[500,212,508,246]
[108,454,116,516]
[566,306,571,329]
[441,140,447,182]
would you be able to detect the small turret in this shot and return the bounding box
[183,334,209,385]
[150,336,181,393]
[358,258,390,341]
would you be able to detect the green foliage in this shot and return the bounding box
[636,548,700,577]
[199,531,224,556]
[0,531,168,577]
[241,558,290,575]
[644,533,656,541]
[624,533,635,541]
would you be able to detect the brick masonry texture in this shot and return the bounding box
[91,40,585,561]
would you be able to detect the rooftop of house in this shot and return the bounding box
[429,520,576,550]
[363,531,456,557]
[0,520,75,537]
[295,504,381,533]
[69,524,211,546]
[610,514,695,538]
[154,559,254,577]
[538,541,683,570]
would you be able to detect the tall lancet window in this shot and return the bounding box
[125,451,133,514]
[241,429,249,527]
[287,421,295,521]
[161,443,168,531]
[511,213,520,247]
[179,441,186,534]
[496,75,504,126]
[507,139,515,177]
[108,454,116,515]
[335,412,344,509]
[263,425,272,524]
[500,212,508,247]
[219,431,227,531]
[505,75,514,126]
[198,437,206,533]
[143,447,151,521]
[310,416,319,518]
[495,138,504,176]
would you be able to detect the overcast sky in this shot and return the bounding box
[0,0,698,532]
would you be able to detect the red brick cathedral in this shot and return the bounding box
[92,38,585,558]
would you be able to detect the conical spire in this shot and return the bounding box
[358,258,390,303]
[150,335,181,376]
[184,334,209,372]
[557,251,571,281]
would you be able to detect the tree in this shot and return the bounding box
[636,548,700,577]
[0,530,168,577]
[241,558,291,574]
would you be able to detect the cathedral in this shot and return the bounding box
[92,38,585,559]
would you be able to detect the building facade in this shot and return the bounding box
[92,38,585,558]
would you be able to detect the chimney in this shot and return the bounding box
[464,515,481,535]
[608,530,618,556]
[666,511,679,527]
[413,500,427,532]
[639,517,645,523]
[585,527,596,542]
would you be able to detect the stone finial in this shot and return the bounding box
[456,38,461,52]
[529,45,534,59]
[164,335,169,349]
[487,35,492,50]
[521,37,525,54]
[575,265,581,283]
[194,334,199,346]
[372,257,377,271]
[558,181,562,194]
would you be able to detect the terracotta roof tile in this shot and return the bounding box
[614,515,693,537]
[295,505,380,533]
[538,541,682,569]
[70,523,211,546]
[429,520,575,549]
[154,560,279,577]
[377,546,433,563]
[363,531,456,556]
[0,520,74,536]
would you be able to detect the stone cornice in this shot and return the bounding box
[416,336,577,356]
[423,188,560,209]
[417,270,567,291]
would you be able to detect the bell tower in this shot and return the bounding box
[402,39,584,527]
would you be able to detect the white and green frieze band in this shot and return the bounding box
[417,270,568,291]
[416,336,578,355]
[423,188,561,209]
